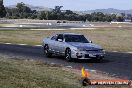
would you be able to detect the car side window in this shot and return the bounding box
[51,35,58,40]
[56,34,63,41]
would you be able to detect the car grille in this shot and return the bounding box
[86,49,102,53]
[86,49,100,51]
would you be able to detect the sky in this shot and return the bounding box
[3,0,132,11]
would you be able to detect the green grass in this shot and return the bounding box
[0,28,132,52]
[0,56,81,88]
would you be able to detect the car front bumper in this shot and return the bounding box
[71,50,105,59]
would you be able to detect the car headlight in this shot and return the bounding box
[73,48,84,52]
[102,49,106,54]
[99,49,105,54]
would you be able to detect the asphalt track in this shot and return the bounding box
[0,43,132,79]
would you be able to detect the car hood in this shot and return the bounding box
[67,42,102,50]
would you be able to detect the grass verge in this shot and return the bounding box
[0,55,81,88]
[0,28,132,52]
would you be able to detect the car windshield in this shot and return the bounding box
[64,35,89,43]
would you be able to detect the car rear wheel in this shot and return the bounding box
[65,48,72,62]
[43,45,52,57]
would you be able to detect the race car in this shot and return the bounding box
[42,33,105,62]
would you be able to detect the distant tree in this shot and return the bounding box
[30,10,38,19]
[16,2,32,18]
[38,11,47,20]
[91,12,98,22]
[121,13,125,17]
[117,16,124,22]
[90,12,110,22]
[16,2,25,13]
[0,0,6,17]
[126,14,131,19]
[48,6,64,20]
[85,14,92,22]
[6,7,20,19]
[65,10,73,15]
[78,15,86,22]
[104,14,112,22]
[6,2,38,19]
[6,8,12,17]
[53,6,63,13]
[111,14,117,21]
[96,12,105,21]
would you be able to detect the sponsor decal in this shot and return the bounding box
[80,67,132,86]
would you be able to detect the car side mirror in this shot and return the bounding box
[89,41,92,43]
[58,39,63,42]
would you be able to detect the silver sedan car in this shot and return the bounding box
[42,33,105,62]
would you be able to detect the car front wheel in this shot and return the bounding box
[65,48,72,62]
[43,45,52,57]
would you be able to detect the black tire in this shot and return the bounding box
[95,56,103,63]
[65,48,72,62]
[43,45,52,57]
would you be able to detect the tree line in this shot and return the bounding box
[0,2,132,22]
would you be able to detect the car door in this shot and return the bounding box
[55,34,65,54]
[49,34,58,52]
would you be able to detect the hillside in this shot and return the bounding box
[7,4,52,11]
[81,8,132,14]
